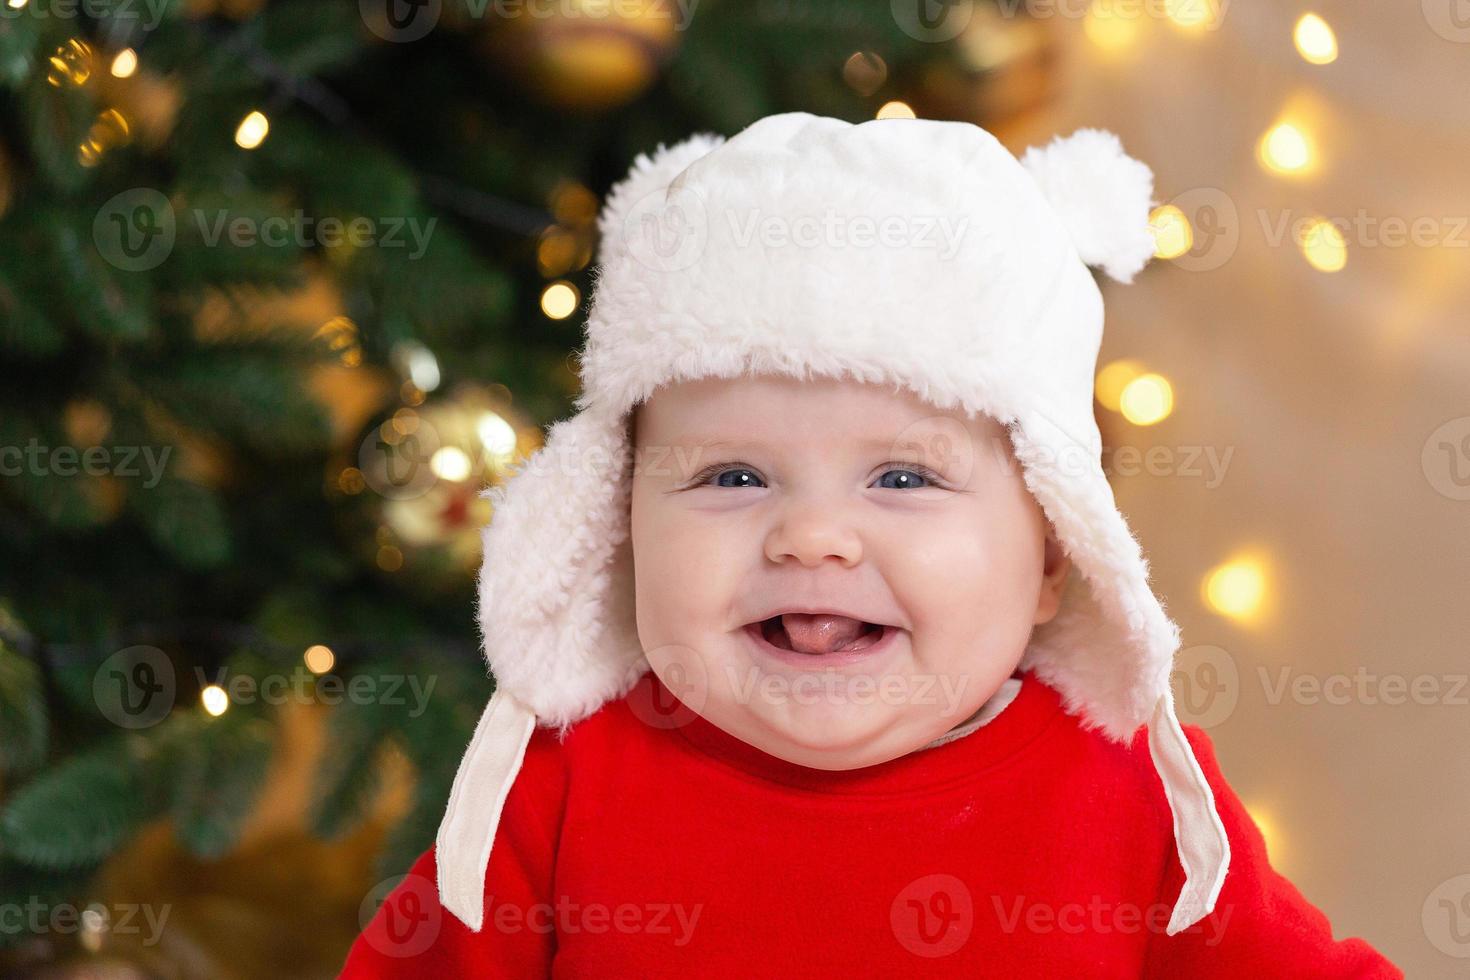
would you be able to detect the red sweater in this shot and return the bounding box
[341,670,1400,978]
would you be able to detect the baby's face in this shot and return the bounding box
[629,373,1071,771]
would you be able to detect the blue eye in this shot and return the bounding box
[691,463,945,491]
[874,467,937,490]
[705,467,765,488]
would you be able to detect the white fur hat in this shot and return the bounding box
[436,111,1229,936]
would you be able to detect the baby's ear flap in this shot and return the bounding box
[595,131,728,264]
[1020,128,1158,285]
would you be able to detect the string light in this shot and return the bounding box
[841,51,887,97]
[875,101,916,120]
[1119,372,1174,425]
[1149,204,1193,260]
[46,38,93,88]
[1084,0,1142,53]
[1202,557,1268,622]
[1293,13,1337,65]
[235,110,270,149]
[1095,358,1145,413]
[540,281,579,320]
[201,685,229,716]
[110,48,138,78]
[477,411,518,460]
[1300,217,1347,272]
[1258,121,1315,176]
[1244,801,1282,862]
[1164,0,1212,31]
[303,644,335,674]
[429,446,472,482]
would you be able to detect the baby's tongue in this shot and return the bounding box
[780,613,867,655]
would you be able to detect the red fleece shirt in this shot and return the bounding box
[341,670,1400,978]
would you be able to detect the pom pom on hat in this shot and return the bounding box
[1020,128,1157,285]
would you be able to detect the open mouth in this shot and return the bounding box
[748,613,891,656]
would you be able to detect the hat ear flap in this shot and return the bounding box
[476,405,644,729]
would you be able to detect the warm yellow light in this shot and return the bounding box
[1164,0,1211,30]
[1293,13,1337,65]
[234,110,270,149]
[1085,0,1141,51]
[875,101,916,120]
[1300,217,1347,272]
[1258,122,1313,175]
[1244,801,1281,861]
[377,545,404,571]
[1150,204,1193,260]
[303,644,335,675]
[110,48,138,78]
[201,685,229,716]
[1095,359,1145,413]
[1203,558,1268,621]
[540,281,579,320]
[477,412,518,458]
[1119,373,1174,425]
[7,0,29,9]
[430,446,472,482]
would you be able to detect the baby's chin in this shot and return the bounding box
[724,700,947,771]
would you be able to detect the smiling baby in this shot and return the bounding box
[342,111,1401,978]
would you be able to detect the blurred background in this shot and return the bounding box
[0,0,1464,975]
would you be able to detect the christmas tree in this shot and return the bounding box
[0,0,1050,970]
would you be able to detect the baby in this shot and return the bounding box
[342,112,1400,976]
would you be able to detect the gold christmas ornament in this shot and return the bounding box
[479,0,682,110]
